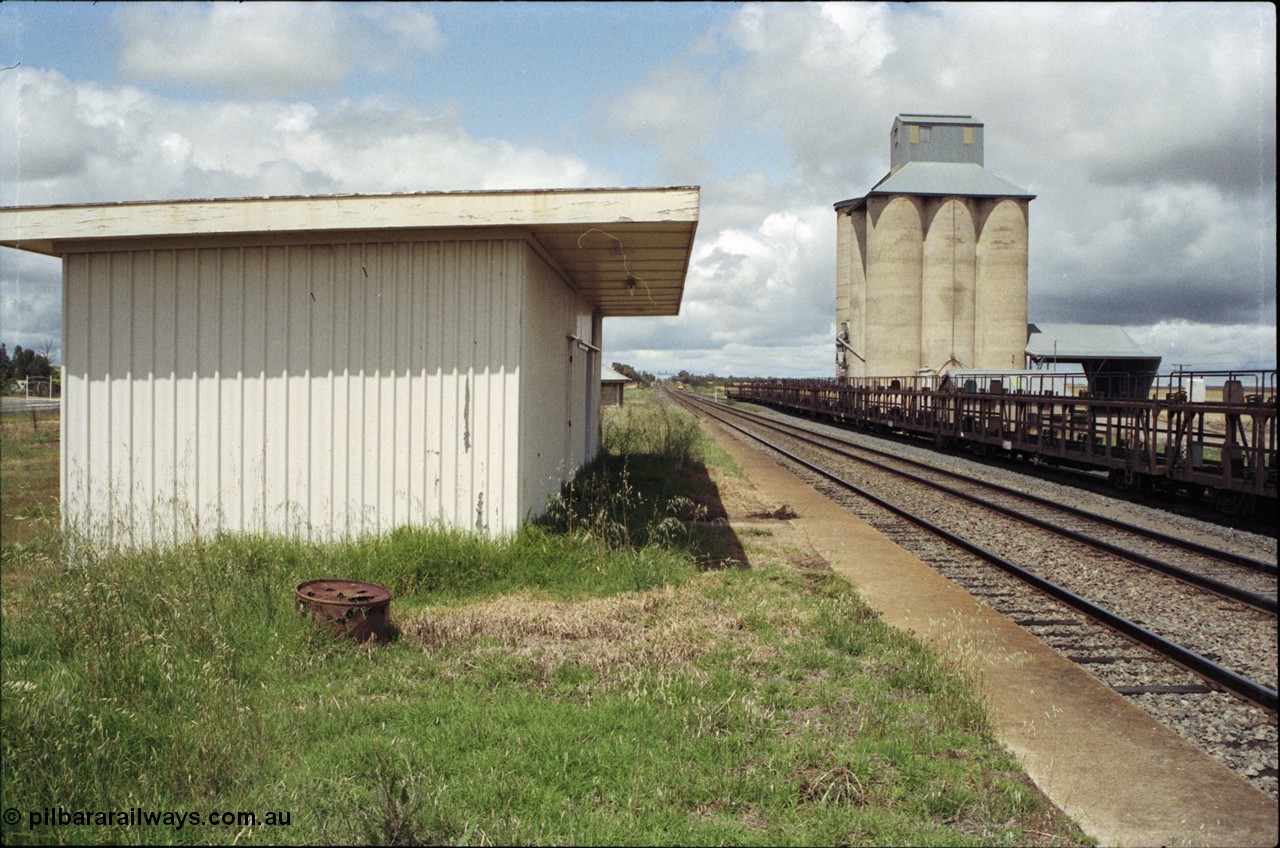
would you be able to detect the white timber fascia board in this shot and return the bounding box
[0,187,700,256]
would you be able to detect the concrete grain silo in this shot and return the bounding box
[835,115,1034,379]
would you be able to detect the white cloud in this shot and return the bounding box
[358,3,446,66]
[112,2,447,96]
[606,202,835,377]
[0,68,104,184]
[1128,320,1276,372]
[114,2,353,95]
[0,66,611,207]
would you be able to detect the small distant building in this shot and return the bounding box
[1025,323,1162,398]
[835,114,1035,378]
[0,187,699,546]
[600,365,632,407]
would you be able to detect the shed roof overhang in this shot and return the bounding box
[1025,323,1154,361]
[0,186,700,318]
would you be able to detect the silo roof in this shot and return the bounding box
[897,114,980,126]
[834,161,1034,211]
[871,161,1034,198]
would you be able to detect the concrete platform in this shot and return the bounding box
[696,412,1278,848]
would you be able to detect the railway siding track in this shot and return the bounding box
[672,389,1278,796]
[724,376,1279,524]
[698,395,1278,611]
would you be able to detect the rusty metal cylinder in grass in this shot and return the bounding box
[295,579,392,644]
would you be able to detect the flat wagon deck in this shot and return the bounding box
[727,370,1277,517]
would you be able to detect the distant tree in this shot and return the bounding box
[29,353,52,379]
[670,369,732,390]
[611,361,640,382]
[6,343,53,381]
[610,361,655,387]
[0,343,10,384]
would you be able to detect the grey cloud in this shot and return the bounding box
[1088,139,1278,196]
[0,69,103,186]
[1034,280,1274,328]
[0,253,63,362]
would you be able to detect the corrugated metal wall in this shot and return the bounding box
[516,248,596,522]
[61,236,582,548]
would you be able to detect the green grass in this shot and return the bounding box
[0,411,60,550]
[0,399,1088,846]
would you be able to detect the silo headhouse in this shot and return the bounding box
[834,114,1035,379]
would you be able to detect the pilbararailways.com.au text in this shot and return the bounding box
[9,806,292,831]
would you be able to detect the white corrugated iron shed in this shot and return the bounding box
[0,186,699,547]
[600,365,632,408]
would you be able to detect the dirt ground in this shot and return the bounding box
[688,414,834,575]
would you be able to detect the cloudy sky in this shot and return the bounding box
[1,1,1275,376]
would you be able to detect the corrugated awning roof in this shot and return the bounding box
[0,186,700,318]
[1025,323,1154,359]
[600,365,632,383]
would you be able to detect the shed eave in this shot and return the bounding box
[0,186,700,318]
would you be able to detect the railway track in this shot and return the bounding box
[670,388,1278,794]
[689,393,1277,607]
[727,378,1279,532]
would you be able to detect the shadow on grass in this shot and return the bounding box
[537,448,748,572]
[672,463,750,571]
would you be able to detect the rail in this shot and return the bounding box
[673,388,1278,712]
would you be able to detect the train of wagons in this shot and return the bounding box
[725,369,1277,519]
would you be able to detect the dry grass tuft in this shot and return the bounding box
[800,763,869,806]
[402,575,780,686]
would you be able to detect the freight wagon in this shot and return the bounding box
[727,370,1277,518]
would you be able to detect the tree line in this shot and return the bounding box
[610,362,736,390]
[610,362,657,388]
[673,370,734,389]
[0,342,56,388]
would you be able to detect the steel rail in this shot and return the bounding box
[672,389,1279,712]
[681,393,1276,615]
[712,394,1276,576]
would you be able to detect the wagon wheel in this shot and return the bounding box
[1108,468,1135,492]
[1212,489,1255,517]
